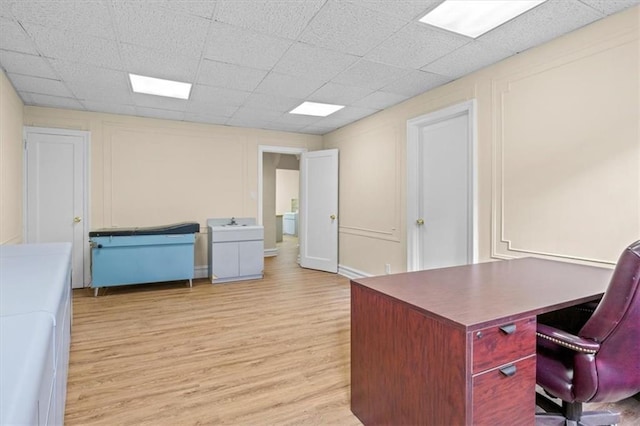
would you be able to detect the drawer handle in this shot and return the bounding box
[500,324,516,335]
[500,364,517,377]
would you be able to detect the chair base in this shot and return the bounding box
[536,392,620,426]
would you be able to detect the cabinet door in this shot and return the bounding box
[212,242,239,279]
[238,240,264,276]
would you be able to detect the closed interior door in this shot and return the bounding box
[299,149,338,273]
[419,113,471,270]
[25,128,88,288]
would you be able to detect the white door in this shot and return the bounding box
[407,101,476,271]
[299,149,338,273]
[25,127,89,288]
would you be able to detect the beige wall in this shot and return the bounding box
[0,70,24,245]
[276,169,299,215]
[324,6,639,275]
[23,107,322,267]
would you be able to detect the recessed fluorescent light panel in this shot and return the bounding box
[129,73,192,99]
[289,101,344,117]
[420,0,547,39]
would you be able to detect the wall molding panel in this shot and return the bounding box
[491,29,639,266]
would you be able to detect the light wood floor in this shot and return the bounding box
[67,237,639,425]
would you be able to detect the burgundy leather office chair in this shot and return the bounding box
[536,240,640,425]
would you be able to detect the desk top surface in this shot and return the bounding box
[352,257,613,330]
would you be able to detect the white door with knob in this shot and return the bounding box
[407,101,476,271]
[299,149,338,273]
[24,127,89,288]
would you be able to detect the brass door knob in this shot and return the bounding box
[330,214,336,220]
[416,218,425,225]
[74,216,82,223]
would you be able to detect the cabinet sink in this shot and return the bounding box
[207,218,264,283]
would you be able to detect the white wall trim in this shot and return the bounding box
[406,100,478,272]
[338,264,372,280]
[194,265,208,280]
[264,248,278,257]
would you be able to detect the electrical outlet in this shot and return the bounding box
[385,264,391,274]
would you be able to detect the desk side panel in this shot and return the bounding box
[351,283,467,425]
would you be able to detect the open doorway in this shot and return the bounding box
[258,146,306,261]
[276,164,299,250]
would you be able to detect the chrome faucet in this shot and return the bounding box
[229,217,237,225]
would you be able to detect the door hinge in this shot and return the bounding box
[23,139,27,150]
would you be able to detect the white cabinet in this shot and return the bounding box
[207,218,264,283]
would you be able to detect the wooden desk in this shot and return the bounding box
[350,257,613,425]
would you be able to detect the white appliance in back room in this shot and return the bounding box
[207,218,264,283]
[283,212,298,236]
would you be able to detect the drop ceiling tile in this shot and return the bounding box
[0,18,39,54]
[185,102,238,118]
[352,91,409,110]
[478,0,603,54]
[272,42,359,81]
[232,106,284,122]
[0,2,14,18]
[299,1,407,56]
[300,125,336,135]
[365,23,471,69]
[332,59,412,91]
[311,115,358,131]
[50,60,132,103]
[0,50,58,79]
[197,60,268,92]
[382,70,451,97]
[422,40,515,79]
[135,107,185,122]
[112,1,209,58]
[10,0,115,39]
[183,113,229,126]
[7,73,72,97]
[579,0,639,15]
[81,101,137,116]
[346,0,442,20]
[263,122,308,133]
[190,84,251,107]
[133,93,188,112]
[17,91,34,104]
[28,93,84,110]
[273,112,322,128]
[203,22,292,70]
[120,43,199,82]
[243,93,303,113]
[308,82,373,105]
[214,0,325,40]
[22,23,122,69]
[255,72,326,99]
[327,105,380,122]
[226,115,273,130]
[158,0,217,19]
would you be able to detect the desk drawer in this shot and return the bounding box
[472,317,535,373]
[472,355,536,425]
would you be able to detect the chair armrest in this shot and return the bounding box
[536,324,600,354]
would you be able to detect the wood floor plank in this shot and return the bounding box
[66,237,639,425]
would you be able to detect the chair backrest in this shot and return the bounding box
[579,240,640,402]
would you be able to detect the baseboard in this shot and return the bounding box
[264,248,278,257]
[338,264,371,280]
[194,265,208,279]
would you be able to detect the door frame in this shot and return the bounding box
[23,126,91,286]
[257,145,307,257]
[406,100,478,272]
